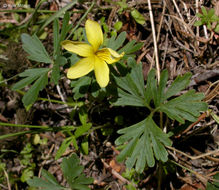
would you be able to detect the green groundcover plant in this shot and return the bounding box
[27,154,93,190]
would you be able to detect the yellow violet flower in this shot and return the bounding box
[61,19,124,88]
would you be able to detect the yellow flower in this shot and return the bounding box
[61,19,124,88]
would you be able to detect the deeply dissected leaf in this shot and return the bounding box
[21,33,52,63]
[159,90,208,123]
[115,116,172,173]
[27,169,64,190]
[61,154,93,190]
[144,68,157,106]
[11,75,38,90]
[41,169,60,186]
[114,88,146,107]
[114,57,147,107]
[164,72,192,100]
[22,71,48,107]
[114,58,208,172]
[12,68,50,107]
[28,154,93,190]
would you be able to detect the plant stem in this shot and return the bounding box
[16,90,84,107]
[67,1,95,39]
[157,161,163,190]
[0,9,83,13]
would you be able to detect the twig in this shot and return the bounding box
[38,144,55,177]
[167,14,195,37]
[190,147,219,162]
[203,25,209,39]
[182,112,207,134]
[170,160,208,184]
[157,0,166,43]
[196,0,200,46]
[182,1,190,21]
[67,1,95,39]
[56,84,71,113]
[171,0,187,31]
[147,0,160,82]
[101,159,131,185]
[189,70,219,87]
[3,168,11,190]
[166,146,219,160]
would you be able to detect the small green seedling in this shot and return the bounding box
[194,6,219,32]
[27,154,93,190]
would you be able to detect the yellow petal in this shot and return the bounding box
[67,57,94,79]
[61,40,94,57]
[85,20,103,52]
[96,48,124,64]
[94,56,109,87]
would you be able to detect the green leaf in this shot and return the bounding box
[206,173,219,190]
[55,136,76,160]
[210,110,219,124]
[114,58,208,172]
[21,168,34,182]
[37,0,77,35]
[81,136,89,155]
[51,56,67,84]
[71,76,92,100]
[208,8,215,18]
[114,57,147,107]
[114,21,123,31]
[12,75,38,90]
[21,33,52,63]
[61,154,93,190]
[194,20,203,26]
[144,68,157,106]
[60,11,72,42]
[41,169,60,186]
[107,31,126,51]
[19,68,50,77]
[28,154,93,190]
[164,72,192,100]
[159,90,208,123]
[75,123,92,138]
[156,69,168,106]
[27,169,64,190]
[22,71,48,107]
[131,9,146,25]
[115,116,172,173]
[53,12,72,57]
[215,23,219,33]
[53,18,60,57]
[78,106,88,126]
[12,68,50,107]
[119,40,143,55]
[201,6,207,16]
[114,88,146,107]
